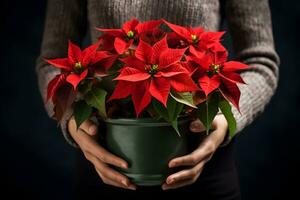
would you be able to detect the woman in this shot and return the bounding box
[36,0,279,199]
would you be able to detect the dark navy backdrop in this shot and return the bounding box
[2,0,299,199]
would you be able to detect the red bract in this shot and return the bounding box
[109,36,198,116]
[188,46,249,111]
[164,20,225,51]
[45,41,110,101]
[97,19,162,54]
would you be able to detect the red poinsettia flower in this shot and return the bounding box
[164,20,225,51]
[188,46,249,111]
[108,36,198,116]
[45,41,110,101]
[164,20,204,44]
[97,19,162,54]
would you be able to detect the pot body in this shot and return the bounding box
[101,118,192,186]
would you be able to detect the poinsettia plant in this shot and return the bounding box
[45,18,249,138]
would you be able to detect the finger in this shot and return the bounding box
[166,161,204,185]
[169,142,213,168]
[78,129,128,169]
[95,168,136,190]
[189,119,206,133]
[91,156,136,190]
[79,119,98,136]
[162,178,196,190]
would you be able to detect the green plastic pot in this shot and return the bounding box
[99,117,200,186]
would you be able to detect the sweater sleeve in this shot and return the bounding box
[222,0,280,141]
[36,0,87,147]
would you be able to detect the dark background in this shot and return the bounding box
[2,0,299,199]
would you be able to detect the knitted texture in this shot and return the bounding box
[36,0,280,147]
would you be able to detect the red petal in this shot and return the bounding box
[98,34,115,51]
[159,48,187,68]
[114,67,150,82]
[152,36,169,60]
[199,31,225,49]
[219,72,246,84]
[210,42,227,53]
[191,27,204,36]
[122,18,139,33]
[82,42,100,67]
[163,20,190,40]
[189,53,212,71]
[135,40,154,63]
[158,63,188,77]
[136,20,162,34]
[139,28,166,45]
[47,74,66,102]
[91,51,112,65]
[166,32,182,48]
[181,61,198,75]
[149,77,171,107]
[212,46,228,64]
[189,45,205,59]
[114,37,130,55]
[98,54,118,70]
[131,81,152,116]
[108,81,133,101]
[66,69,88,89]
[119,56,146,71]
[68,40,82,64]
[45,58,72,71]
[223,61,249,72]
[170,73,199,92]
[219,79,241,112]
[198,75,221,96]
[96,28,124,37]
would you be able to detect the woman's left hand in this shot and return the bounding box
[162,114,229,190]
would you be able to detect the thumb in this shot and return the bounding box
[189,119,206,133]
[79,119,98,136]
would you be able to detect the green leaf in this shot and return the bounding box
[77,79,93,95]
[170,91,197,108]
[85,86,107,119]
[73,100,92,129]
[152,96,184,136]
[219,98,237,138]
[197,93,219,135]
[152,99,169,120]
[170,120,179,136]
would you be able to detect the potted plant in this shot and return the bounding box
[45,19,249,186]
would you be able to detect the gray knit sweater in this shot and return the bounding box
[36,0,280,147]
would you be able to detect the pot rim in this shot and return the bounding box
[104,116,190,126]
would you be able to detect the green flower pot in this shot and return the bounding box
[99,117,197,186]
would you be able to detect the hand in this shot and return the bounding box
[68,116,136,190]
[162,114,228,190]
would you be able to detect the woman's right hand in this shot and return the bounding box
[68,116,136,190]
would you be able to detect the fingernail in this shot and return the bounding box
[191,122,200,129]
[121,163,128,169]
[167,178,174,184]
[192,125,199,130]
[128,184,136,190]
[169,162,176,168]
[162,185,169,190]
[89,125,97,135]
[122,180,129,187]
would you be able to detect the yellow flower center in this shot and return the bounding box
[74,62,83,73]
[145,64,159,75]
[191,34,198,42]
[127,30,135,38]
[210,64,221,74]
